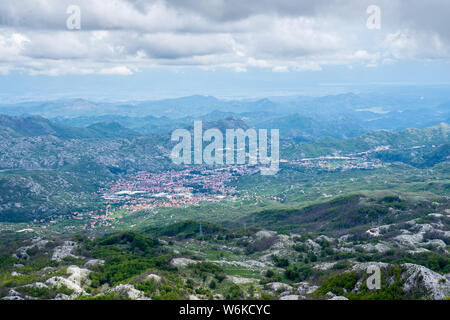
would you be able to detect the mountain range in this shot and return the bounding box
[1,91,449,133]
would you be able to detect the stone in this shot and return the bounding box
[266,282,292,292]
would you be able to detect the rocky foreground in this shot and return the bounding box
[1,206,449,300]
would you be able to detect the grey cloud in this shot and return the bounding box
[0,0,449,75]
[162,0,330,21]
[394,0,450,40]
[117,32,235,59]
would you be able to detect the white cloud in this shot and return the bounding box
[0,32,30,59]
[272,66,288,72]
[0,0,448,75]
[100,66,134,75]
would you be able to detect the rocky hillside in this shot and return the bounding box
[1,193,448,300]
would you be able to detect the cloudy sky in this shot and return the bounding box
[0,0,450,100]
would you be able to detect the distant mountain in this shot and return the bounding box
[136,117,189,135]
[193,110,237,122]
[87,122,140,138]
[133,96,278,118]
[184,116,251,132]
[52,115,142,128]
[0,115,94,139]
[357,107,450,131]
[255,114,367,140]
[0,115,140,139]
[1,92,449,133]
[284,122,450,163]
[0,99,118,118]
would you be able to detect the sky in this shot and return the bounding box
[0,0,450,101]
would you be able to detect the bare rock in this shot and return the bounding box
[266,282,292,292]
[280,295,300,300]
[329,296,349,300]
[402,263,450,300]
[52,241,79,262]
[170,258,196,267]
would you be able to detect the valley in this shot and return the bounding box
[0,93,448,301]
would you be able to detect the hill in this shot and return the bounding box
[255,114,366,140]
[0,115,140,139]
[283,122,450,161]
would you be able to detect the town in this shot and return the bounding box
[23,154,386,231]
